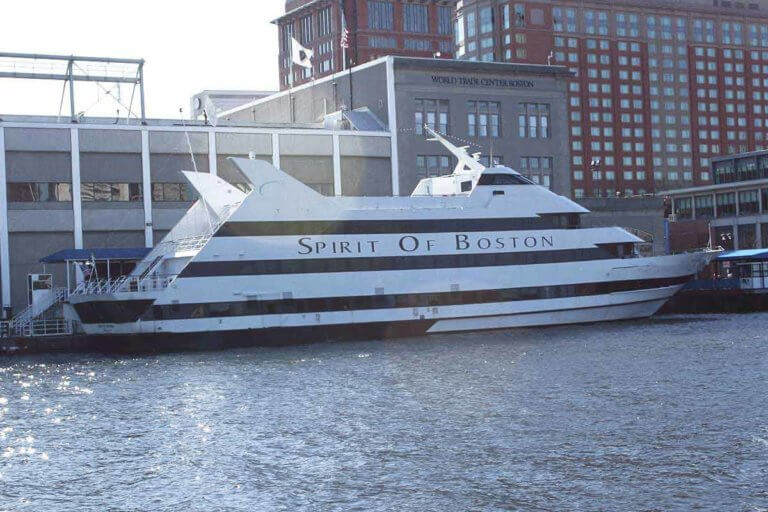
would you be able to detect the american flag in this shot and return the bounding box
[340,27,350,49]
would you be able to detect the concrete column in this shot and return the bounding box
[0,127,11,315]
[386,56,400,196]
[332,133,342,196]
[208,130,217,177]
[70,128,83,250]
[272,133,281,168]
[141,130,153,247]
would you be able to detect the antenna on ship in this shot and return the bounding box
[179,107,215,237]
[424,125,485,174]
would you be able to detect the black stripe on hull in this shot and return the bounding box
[214,216,576,237]
[53,320,439,354]
[144,276,692,321]
[73,299,155,324]
[45,296,667,355]
[180,248,612,278]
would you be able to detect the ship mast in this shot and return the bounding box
[424,125,485,174]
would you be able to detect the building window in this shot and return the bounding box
[694,195,714,219]
[553,7,576,33]
[318,7,332,37]
[7,182,72,202]
[480,7,493,33]
[739,190,759,214]
[675,197,693,219]
[467,101,501,137]
[404,4,429,33]
[369,36,396,49]
[414,98,449,135]
[518,103,550,138]
[738,224,757,249]
[299,14,313,45]
[368,1,394,30]
[438,6,453,35]
[281,23,294,54]
[151,183,196,202]
[416,155,453,179]
[520,157,552,188]
[81,183,142,202]
[514,4,525,28]
[404,39,431,51]
[716,192,736,217]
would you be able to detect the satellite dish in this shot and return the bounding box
[193,97,202,110]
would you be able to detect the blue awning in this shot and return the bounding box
[714,249,768,262]
[40,247,151,263]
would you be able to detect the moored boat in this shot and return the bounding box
[61,129,714,351]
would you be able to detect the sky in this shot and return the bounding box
[0,0,285,119]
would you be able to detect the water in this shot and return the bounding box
[1,314,767,511]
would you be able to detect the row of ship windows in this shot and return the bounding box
[6,183,198,202]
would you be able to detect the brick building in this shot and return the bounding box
[456,0,768,199]
[275,0,457,90]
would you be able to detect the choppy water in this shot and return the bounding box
[1,315,768,511]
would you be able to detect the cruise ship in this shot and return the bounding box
[62,129,713,350]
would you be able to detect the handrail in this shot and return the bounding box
[70,274,178,296]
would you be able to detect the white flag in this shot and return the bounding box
[291,37,314,69]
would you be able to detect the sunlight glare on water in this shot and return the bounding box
[1,314,768,511]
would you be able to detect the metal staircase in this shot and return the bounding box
[6,287,73,337]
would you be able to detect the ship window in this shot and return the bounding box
[460,181,472,192]
[477,173,534,185]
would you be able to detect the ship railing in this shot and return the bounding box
[20,318,74,337]
[9,287,69,334]
[71,274,177,296]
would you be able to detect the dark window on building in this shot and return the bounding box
[675,196,693,219]
[7,182,72,202]
[479,155,504,167]
[714,159,736,184]
[416,155,452,179]
[761,223,768,248]
[281,23,294,53]
[520,157,553,188]
[404,4,429,33]
[414,98,449,135]
[368,1,394,30]
[369,36,397,48]
[81,183,142,202]
[318,7,332,37]
[739,189,759,214]
[438,6,453,35]
[716,192,737,217]
[519,103,550,138]
[736,157,758,181]
[738,223,757,249]
[759,155,768,179]
[404,39,431,51]
[695,195,714,219]
[152,183,197,202]
[299,15,313,45]
[514,3,525,27]
[467,101,501,137]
